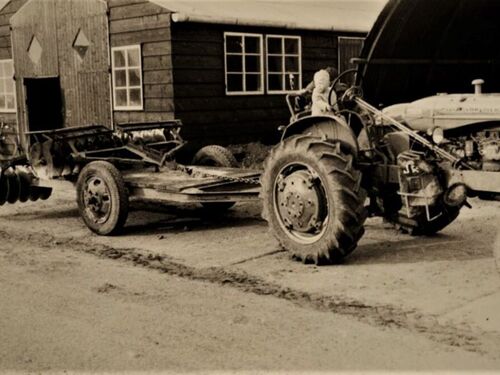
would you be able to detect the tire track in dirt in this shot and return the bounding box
[2,228,499,358]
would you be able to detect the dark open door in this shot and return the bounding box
[25,77,64,132]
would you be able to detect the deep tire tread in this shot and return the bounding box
[192,145,238,168]
[261,135,367,265]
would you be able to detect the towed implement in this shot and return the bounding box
[0,0,261,235]
[1,121,260,235]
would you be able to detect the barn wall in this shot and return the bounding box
[56,0,111,129]
[0,0,27,159]
[171,22,364,146]
[10,0,111,144]
[0,0,27,61]
[107,0,174,125]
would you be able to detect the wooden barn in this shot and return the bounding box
[0,0,383,159]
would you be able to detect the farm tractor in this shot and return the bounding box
[261,71,500,264]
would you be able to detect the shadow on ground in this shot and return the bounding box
[348,218,495,266]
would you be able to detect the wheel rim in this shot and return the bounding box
[83,176,112,224]
[273,162,329,244]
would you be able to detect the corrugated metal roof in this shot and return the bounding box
[150,0,386,33]
[0,0,385,32]
[358,0,500,107]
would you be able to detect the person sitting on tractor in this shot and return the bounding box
[295,66,338,112]
[311,69,339,116]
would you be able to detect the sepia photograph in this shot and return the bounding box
[0,0,499,372]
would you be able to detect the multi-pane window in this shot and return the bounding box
[0,60,16,112]
[224,32,264,95]
[111,45,143,110]
[266,35,301,93]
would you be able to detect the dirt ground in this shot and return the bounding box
[1,186,500,371]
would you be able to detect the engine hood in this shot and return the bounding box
[358,0,500,108]
[382,94,500,132]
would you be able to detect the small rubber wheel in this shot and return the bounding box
[192,145,238,211]
[76,161,129,235]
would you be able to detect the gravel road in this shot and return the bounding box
[0,187,499,371]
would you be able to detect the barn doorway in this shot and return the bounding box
[25,77,64,132]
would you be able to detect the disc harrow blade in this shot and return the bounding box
[6,170,21,204]
[0,170,8,205]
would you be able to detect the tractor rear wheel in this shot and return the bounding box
[192,145,238,211]
[261,135,367,264]
[76,161,129,235]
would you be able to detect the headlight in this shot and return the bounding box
[432,127,444,144]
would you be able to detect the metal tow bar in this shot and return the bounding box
[352,96,473,170]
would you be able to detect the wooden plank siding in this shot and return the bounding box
[0,0,27,158]
[56,0,111,129]
[10,0,111,150]
[0,0,27,119]
[171,22,365,145]
[107,0,175,125]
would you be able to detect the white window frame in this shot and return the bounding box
[224,32,264,96]
[265,35,302,94]
[111,45,144,111]
[0,59,16,113]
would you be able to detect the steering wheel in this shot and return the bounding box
[328,68,359,107]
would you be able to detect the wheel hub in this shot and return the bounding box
[276,170,323,233]
[83,177,111,224]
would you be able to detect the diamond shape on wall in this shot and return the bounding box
[73,29,90,59]
[28,36,42,64]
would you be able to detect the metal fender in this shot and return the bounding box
[281,115,359,157]
[384,131,411,158]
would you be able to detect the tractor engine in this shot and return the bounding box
[438,130,500,171]
[478,131,500,170]
[381,79,500,171]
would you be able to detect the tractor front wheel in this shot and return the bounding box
[76,161,129,235]
[261,135,367,264]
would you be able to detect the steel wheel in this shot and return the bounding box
[76,161,128,235]
[273,163,329,244]
[83,176,112,225]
